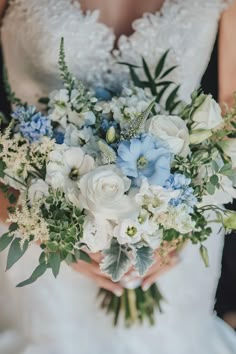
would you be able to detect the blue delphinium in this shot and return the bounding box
[12,106,53,143]
[95,87,112,101]
[117,134,171,186]
[164,173,197,212]
[53,130,64,144]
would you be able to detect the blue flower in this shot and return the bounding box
[117,134,171,186]
[12,106,53,143]
[164,173,197,211]
[53,131,64,144]
[95,87,112,101]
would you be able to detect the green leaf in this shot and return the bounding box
[160,65,178,79]
[9,223,18,232]
[210,175,219,186]
[0,160,6,178]
[8,193,17,204]
[200,245,209,267]
[206,182,215,196]
[47,241,59,252]
[100,240,131,282]
[142,57,156,95]
[166,85,180,111]
[154,50,170,79]
[75,249,91,263]
[212,160,219,173]
[0,232,14,251]
[6,238,28,270]
[117,61,141,69]
[133,246,155,276]
[49,252,61,278]
[129,67,143,88]
[16,262,48,287]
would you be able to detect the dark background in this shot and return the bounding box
[1,36,236,323]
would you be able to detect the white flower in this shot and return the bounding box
[78,165,137,220]
[163,205,195,234]
[49,89,69,128]
[200,175,236,205]
[68,111,96,128]
[140,218,163,249]
[222,139,236,168]
[114,219,142,245]
[28,179,49,203]
[146,115,190,157]
[82,215,113,252]
[190,95,223,144]
[46,145,95,194]
[64,124,93,147]
[135,178,179,215]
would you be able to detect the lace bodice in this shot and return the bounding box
[1,0,227,106]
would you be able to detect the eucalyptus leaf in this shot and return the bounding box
[6,238,28,270]
[16,262,48,287]
[49,252,61,278]
[100,241,131,282]
[133,246,155,276]
[0,232,14,252]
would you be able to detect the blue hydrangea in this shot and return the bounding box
[12,106,53,143]
[100,117,118,133]
[95,87,112,101]
[117,134,171,186]
[53,131,64,144]
[164,173,197,212]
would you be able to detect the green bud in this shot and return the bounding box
[223,212,236,230]
[199,245,209,267]
[106,126,116,144]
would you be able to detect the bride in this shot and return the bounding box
[0,0,236,353]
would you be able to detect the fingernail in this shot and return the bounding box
[114,289,123,297]
[142,283,150,292]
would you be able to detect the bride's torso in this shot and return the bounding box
[1,0,226,106]
[0,0,230,338]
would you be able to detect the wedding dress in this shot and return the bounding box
[0,1,236,353]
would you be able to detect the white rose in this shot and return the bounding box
[28,179,49,203]
[82,215,113,252]
[190,95,223,144]
[222,139,236,168]
[200,175,236,205]
[79,165,137,220]
[140,218,162,249]
[46,145,95,193]
[114,219,142,245]
[146,115,190,157]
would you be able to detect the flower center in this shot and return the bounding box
[152,197,162,208]
[69,167,80,181]
[126,226,137,237]
[137,155,148,169]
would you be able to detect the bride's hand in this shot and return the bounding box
[71,252,123,297]
[141,248,179,291]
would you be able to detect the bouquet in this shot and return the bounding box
[1,39,236,327]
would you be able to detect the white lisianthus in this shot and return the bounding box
[82,215,113,252]
[64,124,93,147]
[68,110,96,128]
[222,139,236,168]
[28,179,49,203]
[78,165,137,220]
[200,175,236,205]
[114,219,142,245]
[140,218,163,249]
[190,95,223,144]
[146,115,190,157]
[46,145,95,194]
[135,178,179,215]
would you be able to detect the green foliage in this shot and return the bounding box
[133,246,154,276]
[6,238,29,270]
[120,51,182,113]
[101,240,131,282]
[58,37,75,92]
[3,67,23,106]
[16,261,48,287]
[0,232,14,251]
[199,245,209,267]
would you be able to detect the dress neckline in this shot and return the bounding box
[75,0,169,48]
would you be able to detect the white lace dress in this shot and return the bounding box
[0,1,236,353]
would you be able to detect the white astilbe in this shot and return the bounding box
[30,137,56,166]
[7,198,49,244]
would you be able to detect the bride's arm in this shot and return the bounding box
[219,0,236,105]
[0,0,7,18]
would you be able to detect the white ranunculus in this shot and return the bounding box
[78,165,137,220]
[114,219,142,245]
[46,145,95,194]
[200,175,236,205]
[146,115,190,157]
[28,179,49,203]
[191,95,223,131]
[222,139,236,168]
[82,215,113,252]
